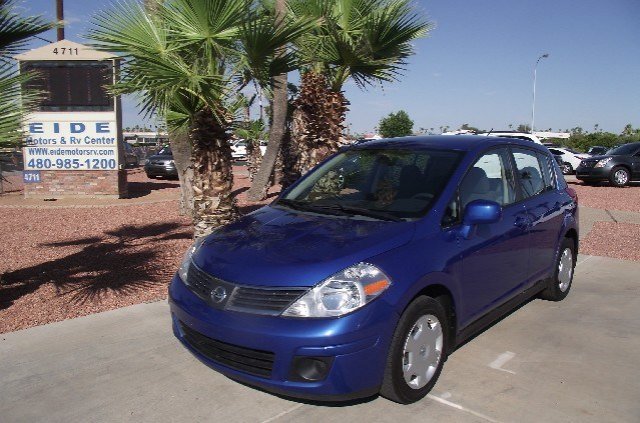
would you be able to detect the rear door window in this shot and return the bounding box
[512,148,545,198]
[537,152,556,191]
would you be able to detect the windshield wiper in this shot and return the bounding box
[316,204,404,222]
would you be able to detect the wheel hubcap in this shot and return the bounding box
[614,170,628,185]
[558,248,573,292]
[402,314,443,389]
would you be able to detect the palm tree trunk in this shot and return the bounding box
[169,128,194,217]
[246,0,287,202]
[190,109,238,238]
[290,71,348,179]
[246,140,262,182]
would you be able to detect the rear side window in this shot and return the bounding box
[512,148,545,198]
[537,152,556,191]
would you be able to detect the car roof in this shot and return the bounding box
[352,135,548,153]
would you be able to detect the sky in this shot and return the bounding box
[20,0,640,134]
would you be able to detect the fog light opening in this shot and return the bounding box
[290,356,334,382]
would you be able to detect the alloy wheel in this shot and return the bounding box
[614,169,629,186]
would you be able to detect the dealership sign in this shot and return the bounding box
[24,117,119,171]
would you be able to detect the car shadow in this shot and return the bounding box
[229,377,379,407]
[452,295,537,352]
[127,181,180,198]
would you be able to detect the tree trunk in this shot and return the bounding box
[245,140,262,182]
[280,111,302,189]
[290,71,349,179]
[170,129,194,217]
[190,109,239,238]
[246,0,287,202]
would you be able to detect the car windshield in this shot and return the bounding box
[606,144,639,156]
[157,146,172,156]
[278,148,462,220]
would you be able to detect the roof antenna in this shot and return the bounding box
[486,128,494,136]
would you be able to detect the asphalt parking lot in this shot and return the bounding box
[1,255,639,423]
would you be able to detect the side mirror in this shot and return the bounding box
[459,199,502,239]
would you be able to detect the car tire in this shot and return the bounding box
[539,238,575,302]
[561,163,573,175]
[380,296,449,404]
[609,166,630,187]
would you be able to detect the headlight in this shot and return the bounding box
[282,263,391,318]
[595,157,612,168]
[178,237,205,281]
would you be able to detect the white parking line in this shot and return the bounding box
[260,404,304,423]
[488,351,516,374]
[427,394,502,423]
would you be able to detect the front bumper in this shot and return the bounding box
[144,164,177,177]
[168,274,398,401]
[575,165,610,181]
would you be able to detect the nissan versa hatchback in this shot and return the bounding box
[169,136,579,404]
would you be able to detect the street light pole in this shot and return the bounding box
[531,53,549,134]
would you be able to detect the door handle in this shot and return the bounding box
[514,216,530,229]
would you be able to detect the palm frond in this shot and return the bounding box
[290,0,431,91]
[0,65,42,146]
[0,0,54,61]
[237,13,317,89]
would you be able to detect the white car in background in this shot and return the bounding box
[478,131,544,145]
[546,147,589,175]
[231,140,267,161]
[231,140,247,160]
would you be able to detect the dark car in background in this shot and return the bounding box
[144,146,177,179]
[123,142,139,168]
[576,142,640,187]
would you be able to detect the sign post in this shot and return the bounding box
[16,39,127,198]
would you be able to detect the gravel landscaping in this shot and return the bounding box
[0,167,276,333]
[580,221,640,262]
[568,179,640,213]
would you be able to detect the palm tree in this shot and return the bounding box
[246,0,289,201]
[0,0,53,147]
[284,0,431,183]
[235,119,266,181]
[88,0,310,237]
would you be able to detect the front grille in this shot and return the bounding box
[581,160,596,168]
[185,263,226,303]
[179,322,275,378]
[185,262,307,315]
[227,286,307,315]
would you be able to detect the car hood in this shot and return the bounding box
[584,154,612,161]
[192,205,416,287]
[146,154,173,161]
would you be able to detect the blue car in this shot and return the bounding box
[169,135,579,404]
